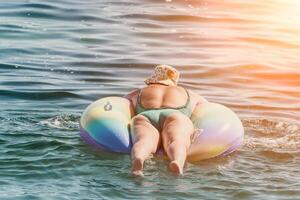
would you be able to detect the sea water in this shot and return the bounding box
[0,0,299,199]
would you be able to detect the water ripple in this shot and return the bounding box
[0,90,81,100]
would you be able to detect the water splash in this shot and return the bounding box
[242,118,300,152]
[39,114,80,131]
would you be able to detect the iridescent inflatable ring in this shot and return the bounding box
[80,96,244,162]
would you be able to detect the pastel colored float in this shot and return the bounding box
[80,96,244,162]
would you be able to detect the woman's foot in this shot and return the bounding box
[169,160,183,175]
[132,158,144,176]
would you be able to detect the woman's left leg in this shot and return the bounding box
[161,113,194,174]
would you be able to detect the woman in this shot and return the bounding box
[125,65,207,176]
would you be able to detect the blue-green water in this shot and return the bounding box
[1,0,300,199]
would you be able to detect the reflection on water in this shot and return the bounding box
[0,0,300,199]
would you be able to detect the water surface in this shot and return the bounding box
[0,0,300,199]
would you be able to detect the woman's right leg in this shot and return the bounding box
[130,115,160,176]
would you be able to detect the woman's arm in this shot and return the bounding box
[189,90,208,112]
[123,89,139,115]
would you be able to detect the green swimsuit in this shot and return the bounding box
[135,88,193,131]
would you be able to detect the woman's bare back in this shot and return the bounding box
[126,84,207,114]
[139,84,188,109]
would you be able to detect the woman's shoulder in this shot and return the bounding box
[123,88,141,108]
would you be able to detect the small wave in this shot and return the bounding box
[0,90,80,100]
[39,114,80,130]
[19,3,58,10]
[242,118,300,152]
[238,36,300,49]
[0,63,35,71]
[6,139,67,150]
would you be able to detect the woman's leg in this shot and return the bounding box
[130,115,160,176]
[161,113,194,174]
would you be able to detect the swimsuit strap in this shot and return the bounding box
[180,88,193,117]
[136,89,145,114]
[183,88,191,109]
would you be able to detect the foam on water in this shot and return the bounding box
[243,119,300,153]
[39,114,80,131]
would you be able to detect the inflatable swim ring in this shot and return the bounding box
[80,96,244,162]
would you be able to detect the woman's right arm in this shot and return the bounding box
[124,89,139,115]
